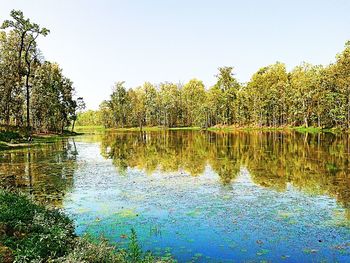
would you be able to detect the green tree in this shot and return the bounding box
[0,31,22,127]
[332,41,350,128]
[159,82,181,127]
[245,63,289,126]
[182,79,206,126]
[214,67,240,125]
[290,63,322,127]
[110,81,128,128]
[142,82,158,126]
[1,10,49,134]
[71,97,86,132]
[128,87,146,130]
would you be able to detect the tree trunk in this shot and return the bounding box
[71,119,76,132]
[24,33,39,137]
[348,94,350,129]
[139,117,143,132]
[304,116,308,128]
[26,70,30,134]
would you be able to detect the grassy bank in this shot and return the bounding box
[0,189,173,263]
[73,125,341,134]
[0,130,81,150]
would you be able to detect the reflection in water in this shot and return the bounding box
[1,131,350,261]
[0,138,77,206]
[100,131,350,211]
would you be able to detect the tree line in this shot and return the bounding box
[0,10,84,134]
[77,41,350,129]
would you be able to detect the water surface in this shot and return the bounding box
[1,131,350,262]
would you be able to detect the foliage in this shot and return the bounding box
[0,189,173,262]
[55,236,126,263]
[75,110,102,127]
[0,131,22,142]
[73,42,350,130]
[0,10,82,134]
[128,228,143,262]
[0,190,75,262]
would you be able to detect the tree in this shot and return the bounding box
[71,97,86,132]
[290,63,323,127]
[214,67,240,125]
[245,63,289,126]
[74,40,350,130]
[127,87,146,130]
[110,81,128,128]
[332,41,350,128]
[159,82,181,127]
[99,100,114,128]
[142,82,158,126]
[182,79,206,126]
[0,31,22,127]
[1,10,49,135]
[30,62,76,133]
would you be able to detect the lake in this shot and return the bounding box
[1,130,350,262]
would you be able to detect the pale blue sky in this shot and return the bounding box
[1,0,349,109]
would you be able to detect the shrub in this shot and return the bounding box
[54,236,126,263]
[0,190,75,262]
[0,131,22,143]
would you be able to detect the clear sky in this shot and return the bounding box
[1,0,350,109]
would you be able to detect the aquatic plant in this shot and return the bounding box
[0,189,173,262]
[128,228,143,262]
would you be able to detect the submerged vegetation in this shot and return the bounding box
[0,189,173,262]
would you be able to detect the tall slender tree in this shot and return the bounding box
[1,10,49,135]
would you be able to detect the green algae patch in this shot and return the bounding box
[115,208,139,218]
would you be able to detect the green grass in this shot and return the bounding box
[206,126,287,132]
[0,130,81,150]
[113,126,202,132]
[0,189,174,262]
[73,125,106,134]
[291,126,341,134]
[0,189,75,262]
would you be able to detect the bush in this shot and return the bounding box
[0,131,22,143]
[56,231,169,263]
[54,236,126,263]
[0,190,75,262]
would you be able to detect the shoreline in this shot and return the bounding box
[0,131,82,150]
[73,125,343,134]
[0,189,171,262]
[0,126,343,150]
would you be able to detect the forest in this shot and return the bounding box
[2,10,350,132]
[77,42,350,130]
[0,10,83,134]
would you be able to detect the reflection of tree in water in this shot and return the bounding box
[100,130,350,209]
[0,139,77,206]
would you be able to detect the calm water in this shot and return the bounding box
[1,131,350,262]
